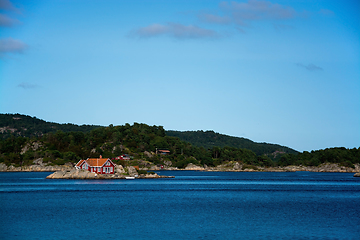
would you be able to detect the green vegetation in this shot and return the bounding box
[137,169,149,175]
[278,147,360,168]
[0,113,101,139]
[0,114,359,169]
[166,130,298,156]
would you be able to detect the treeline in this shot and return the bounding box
[0,123,278,168]
[166,130,298,156]
[278,147,360,168]
[1,122,359,169]
[0,113,100,139]
[1,114,359,169]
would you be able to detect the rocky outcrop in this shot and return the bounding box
[354,172,360,177]
[115,165,125,174]
[47,169,105,179]
[126,166,138,176]
[167,162,360,173]
[185,163,205,170]
[233,162,241,170]
[282,163,359,173]
[149,165,161,171]
[20,141,43,155]
[164,160,172,167]
[0,162,72,172]
[144,151,152,158]
[33,158,45,166]
[0,163,7,171]
[46,169,174,179]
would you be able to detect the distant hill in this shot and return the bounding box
[1,113,298,156]
[166,130,298,156]
[1,113,358,169]
[0,113,101,139]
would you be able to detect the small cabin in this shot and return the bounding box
[75,156,115,174]
[158,150,170,155]
[115,154,131,160]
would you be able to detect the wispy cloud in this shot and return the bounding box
[17,82,39,89]
[132,23,219,39]
[296,63,323,71]
[0,0,18,11]
[0,37,27,54]
[274,23,295,31]
[203,0,298,26]
[198,13,231,24]
[0,13,18,27]
[0,0,21,27]
[319,9,334,16]
[131,0,330,40]
[0,1,27,58]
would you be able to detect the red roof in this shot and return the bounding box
[76,157,115,169]
[75,160,85,167]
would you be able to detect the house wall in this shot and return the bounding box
[102,161,115,174]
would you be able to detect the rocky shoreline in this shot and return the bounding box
[0,162,73,172]
[180,162,360,173]
[1,161,359,178]
[46,169,174,179]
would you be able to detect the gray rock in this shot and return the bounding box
[47,169,97,179]
[21,141,43,154]
[185,163,204,170]
[115,165,125,174]
[144,151,152,158]
[233,162,241,170]
[164,160,172,167]
[150,165,160,171]
[33,158,45,166]
[354,172,360,177]
[127,166,138,176]
[0,163,8,171]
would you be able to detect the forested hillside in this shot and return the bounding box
[0,122,265,168]
[0,114,359,169]
[0,113,100,139]
[166,130,298,156]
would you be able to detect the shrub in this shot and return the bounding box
[137,170,148,175]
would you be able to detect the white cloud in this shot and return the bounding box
[219,0,297,25]
[319,9,335,16]
[296,63,323,71]
[0,0,16,10]
[132,23,219,39]
[198,13,230,24]
[0,13,19,27]
[17,82,39,89]
[0,37,28,54]
[0,1,26,58]
[135,23,169,37]
[274,24,295,31]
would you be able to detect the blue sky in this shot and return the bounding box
[0,0,359,152]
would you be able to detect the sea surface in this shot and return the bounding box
[0,171,359,240]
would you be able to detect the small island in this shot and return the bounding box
[46,168,174,179]
[46,156,174,179]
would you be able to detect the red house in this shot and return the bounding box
[75,156,115,174]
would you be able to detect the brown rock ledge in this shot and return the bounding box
[46,169,174,179]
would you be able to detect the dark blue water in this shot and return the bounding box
[1,171,359,240]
